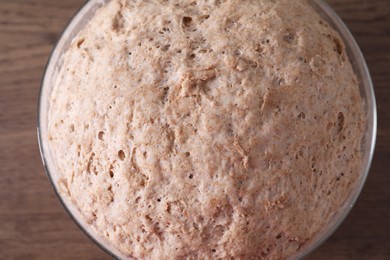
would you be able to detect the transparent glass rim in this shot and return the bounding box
[37,0,377,259]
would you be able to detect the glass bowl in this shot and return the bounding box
[37,0,377,259]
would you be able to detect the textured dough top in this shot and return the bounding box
[48,0,366,259]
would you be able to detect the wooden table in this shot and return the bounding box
[0,0,388,259]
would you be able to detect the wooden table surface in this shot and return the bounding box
[0,0,389,259]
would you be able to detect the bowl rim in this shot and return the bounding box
[37,0,377,259]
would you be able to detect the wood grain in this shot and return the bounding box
[0,0,388,259]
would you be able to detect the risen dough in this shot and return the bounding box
[48,0,366,258]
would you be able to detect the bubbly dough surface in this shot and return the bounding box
[49,0,366,258]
